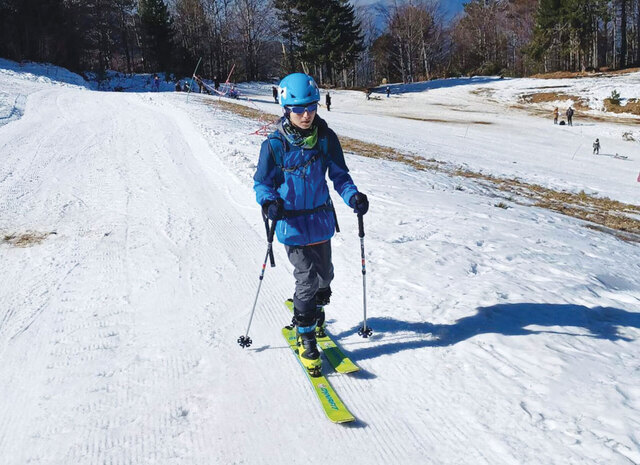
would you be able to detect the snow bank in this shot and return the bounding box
[0,58,88,128]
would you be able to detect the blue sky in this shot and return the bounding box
[352,0,467,21]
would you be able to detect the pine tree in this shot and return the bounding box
[529,0,565,68]
[0,0,78,68]
[139,0,174,71]
[321,0,364,85]
[274,0,302,74]
[297,1,329,74]
[273,0,363,85]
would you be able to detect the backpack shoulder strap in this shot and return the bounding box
[319,134,329,159]
[266,132,285,188]
[266,133,284,168]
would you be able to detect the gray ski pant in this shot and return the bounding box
[285,240,334,327]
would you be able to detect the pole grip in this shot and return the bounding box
[263,215,275,267]
[267,219,277,244]
[358,214,365,238]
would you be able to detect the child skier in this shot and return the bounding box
[593,138,600,154]
[253,73,369,376]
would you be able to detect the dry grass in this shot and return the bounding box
[511,103,640,125]
[531,68,640,79]
[209,95,640,242]
[603,98,640,116]
[397,115,493,125]
[470,88,497,102]
[530,71,598,79]
[3,231,56,247]
[340,136,447,172]
[203,98,280,123]
[520,92,589,110]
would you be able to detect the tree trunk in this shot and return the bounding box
[637,0,640,64]
[592,16,598,69]
[613,1,618,68]
[621,0,628,67]
[120,6,132,74]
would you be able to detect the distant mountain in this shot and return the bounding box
[352,0,466,21]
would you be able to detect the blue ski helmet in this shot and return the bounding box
[278,73,320,107]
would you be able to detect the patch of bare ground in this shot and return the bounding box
[208,96,640,242]
[203,97,280,123]
[396,115,493,125]
[3,231,56,247]
[472,176,640,240]
[429,103,493,114]
[470,88,498,102]
[520,92,589,111]
[523,85,572,90]
[510,103,640,125]
[530,68,640,79]
[470,88,494,96]
[603,98,640,116]
[339,137,446,171]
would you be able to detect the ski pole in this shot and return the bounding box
[238,220,277,348]
[357,214,373,338]
[262,212,275,267]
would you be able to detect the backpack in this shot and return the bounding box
[265,132,329,188]
[264,132,339,232]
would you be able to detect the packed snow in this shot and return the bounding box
[1,59,639,464]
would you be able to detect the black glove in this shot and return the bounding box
[349,192,369,215]
[262,198,284,220]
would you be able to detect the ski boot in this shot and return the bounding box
[296,326,322,377]
[315,287,331,338]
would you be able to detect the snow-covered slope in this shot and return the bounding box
[238,76,640,205]
[1,61,639,465]
[0,59,88,128]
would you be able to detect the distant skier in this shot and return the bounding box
[175,81,182,92]
[325,92,331,111]
[366,89,371,100]
[194,76,203,93]
[566,106,574,126]
[553,107,559,124]
[593,138,600,154]
[214,76,220,91]
[152,74,160,92]
[386,86,390,98]
[253,73,369,377]
[272,86,278,103]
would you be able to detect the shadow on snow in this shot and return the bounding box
[335,303,640,361]
[371,76,504,95]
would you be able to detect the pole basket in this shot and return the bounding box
[237,335,252,348]
[358,326,373,338]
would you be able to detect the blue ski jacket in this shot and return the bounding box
[253,116,358,246]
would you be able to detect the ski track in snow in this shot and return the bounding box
[0,63,639,464]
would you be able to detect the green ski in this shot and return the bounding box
[285,299,359,374]
[282,326,355,423]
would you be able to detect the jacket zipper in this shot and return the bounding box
[302,147,310,244]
